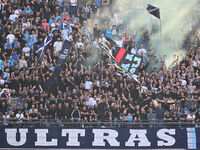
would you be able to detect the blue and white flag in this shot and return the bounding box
[36,36,52,57]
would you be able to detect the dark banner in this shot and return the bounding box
[0,127,199,149]
[44,40,72,92]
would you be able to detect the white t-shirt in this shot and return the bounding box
[66,34,72,41]
[51,22,56,31]
[16,113,24,119]
[180,79,187,86]
[3,114,10,119]
[0,79,5,85]
[22,47,30,57]
[70,0,77,6]
[94,80,100,87]
[9,14,18,23]
[0,88,10,103]
[85,80,93,90]
[113,13,119,26]
[131,47,137,54]
[62,29,69,40]
[93,41,100,49]
[193,60,199,67]
[53,41,62,52]
[141,86,148,93]
[22,22,31,32]
[22,22,30,28]
[77,41,84,48]
[137,48,147,55]
[62,22,72,33]
[14,9,21,16]
[187,114,195,119]
[6,34,15,43]
[3,72,10,82]
[18,59,27,69]
[86,97,100,107]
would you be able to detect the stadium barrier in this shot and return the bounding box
[0,119,199,128]
[0,127,199,149]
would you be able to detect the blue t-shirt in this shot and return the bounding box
[74,17,80,23]
[57,0,63,7]
[82,28,90,37]
[12,54,19,61]
[0,59,3,70]
[7,59,15,67]
[4,42,12,49]
[28,41,34,49]
[184,109,189,115]
[30,34,37,43]
[24,34,30,42]
[24,8,33,14]
[126,115,133,121]
[14,41,21,48]
[49,18,54,26]
[57,22,62,31]
[96,0,102,7]
[105,28,112,39]
[55,16,62,20]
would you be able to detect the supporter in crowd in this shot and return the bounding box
[0,0,199,128]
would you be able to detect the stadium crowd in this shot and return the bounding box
[0,0,199,127]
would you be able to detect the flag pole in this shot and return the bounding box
[30,54,43,76]
[159,8,161,36]
[160,18,162,36]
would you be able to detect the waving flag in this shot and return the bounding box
[146,4,160,19]
[36,36,52,57]
[99,36,142,83]
[44,40,72,93]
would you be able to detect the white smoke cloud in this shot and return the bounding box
[86,0,197,68]
[113,0,196,68]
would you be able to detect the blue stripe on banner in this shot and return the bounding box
[187,128,196,149]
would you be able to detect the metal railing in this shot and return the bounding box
[1,119,200,128]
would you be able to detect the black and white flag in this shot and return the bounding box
[147,4,160,19]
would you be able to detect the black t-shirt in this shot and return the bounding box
[93,27,101,38]
[53,29,61,39]
[162,102,170,111]
[111,107,120,118]
[57,108,64,118]
[193,92,199,100]
[39,108,46,117]
[12,2,20,10]
[10,78,20,91]
[91,4,97,14]
[72,109,80,118]
[141,112,147,120]
[133,113,140,120]
[64,107,72,119]
[30,112,38,119]
[49,108,56,119]
[81,108,89,119]
[189,108,196,113]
